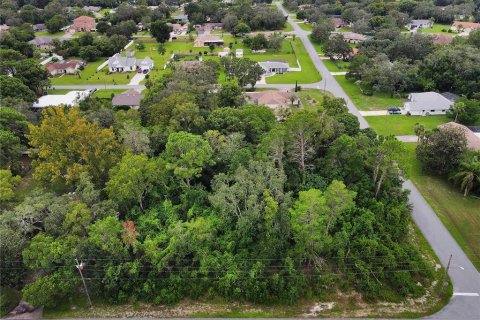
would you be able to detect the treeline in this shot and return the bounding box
[286,0,480,29]
[1,57,435,308]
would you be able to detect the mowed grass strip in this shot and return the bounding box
[267,39,321,84]
[334,75,404,111]
[366,115,449,136]
[400,143,480,270]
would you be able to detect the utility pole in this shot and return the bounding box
[75,259,92,307]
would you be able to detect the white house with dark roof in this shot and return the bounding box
[404,92,454,116]
[108,51,154,73]
[258,60,290,75]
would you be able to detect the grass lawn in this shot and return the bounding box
[47,89,73,95]
[418,24,457,35]
[323,59,350,72]
[92,89,126,99]
[400,143,480,270]
[366,115,449,136]
[35,31,64,37]
[334,75,404,111]
[298,89,332,110]
[280,23,294,32]
[337,27,352,32]
[299,23,313,32]
[51,58,133,85]
[267,39,321,84]
[309,36,324,55]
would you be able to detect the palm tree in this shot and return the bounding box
[449,101,466,123]
[414,123,425,142]
[451,153,480,196]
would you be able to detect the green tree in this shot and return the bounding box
[22,270,77,308]
[79,45,101,62]
[218,81,243,108]
[164,131,213,186]
[311,19,335,43]
[46,14,68,33]
[150,21,171,43]
[0,76,36,102]
[27,107,121,189]
[158,43,166,56]
[232,22,251,36]
[451,151,480,196]
[324,34,352,61]
[447,98,480,125]
[106,153,163,210]
[0,170,21,205]
[12,59,50,96]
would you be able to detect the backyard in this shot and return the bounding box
[400,143,480,270]
[418,23,457,35]
[334,75,404,111]
[366,115,450,136]
[298,89,332,110]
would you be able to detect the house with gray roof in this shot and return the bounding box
[108,51,154,73]
[112,89,144,109]
[404,92,454,116]
[258,60,290,75]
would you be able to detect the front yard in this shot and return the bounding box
[366,115,450,136]
[334,75,404,111]
[322,59,350,72]
[418,23,457,35]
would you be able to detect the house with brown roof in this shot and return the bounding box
[432,34,454,45]
[46,60,84,75]
[451,21,480,35]
[438,122,480,151]
[244,91,298,109]
[331,17,348,28]
[73,16,96,32]
[33,23,47,32]
[339,32,368,43]
[193,34,224,47]
[112,89,144,109]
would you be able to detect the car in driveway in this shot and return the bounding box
[387,106,402,114]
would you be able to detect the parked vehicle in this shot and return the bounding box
[387,106,402,114]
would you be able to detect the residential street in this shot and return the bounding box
[274,2,480,319]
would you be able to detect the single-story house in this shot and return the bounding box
[29,37,55,49]
[338,32,367,43]
[108,52,154,73]
[244,91,298,109]
[258,60,289,74]
[46,60,83,75]
[33,23,47,32]
[407,19,433,30]
[331,17,348,28]
[32,90,94,108]
[236,49,243,58]
[112,89,144,109]
[403,92,454,116]
[73,16,96,32]
[194,34,224,47]
[174,15,188,23]
[451,21,480,35]
[432,34,454,45]
[195,23,223,34]
[438,122,480,151]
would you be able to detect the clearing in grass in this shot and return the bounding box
[366,115,450,136]
[334,75,404,111]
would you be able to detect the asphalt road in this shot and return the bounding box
[274,3,480,319]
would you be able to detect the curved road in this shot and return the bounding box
[274,3,480,319]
